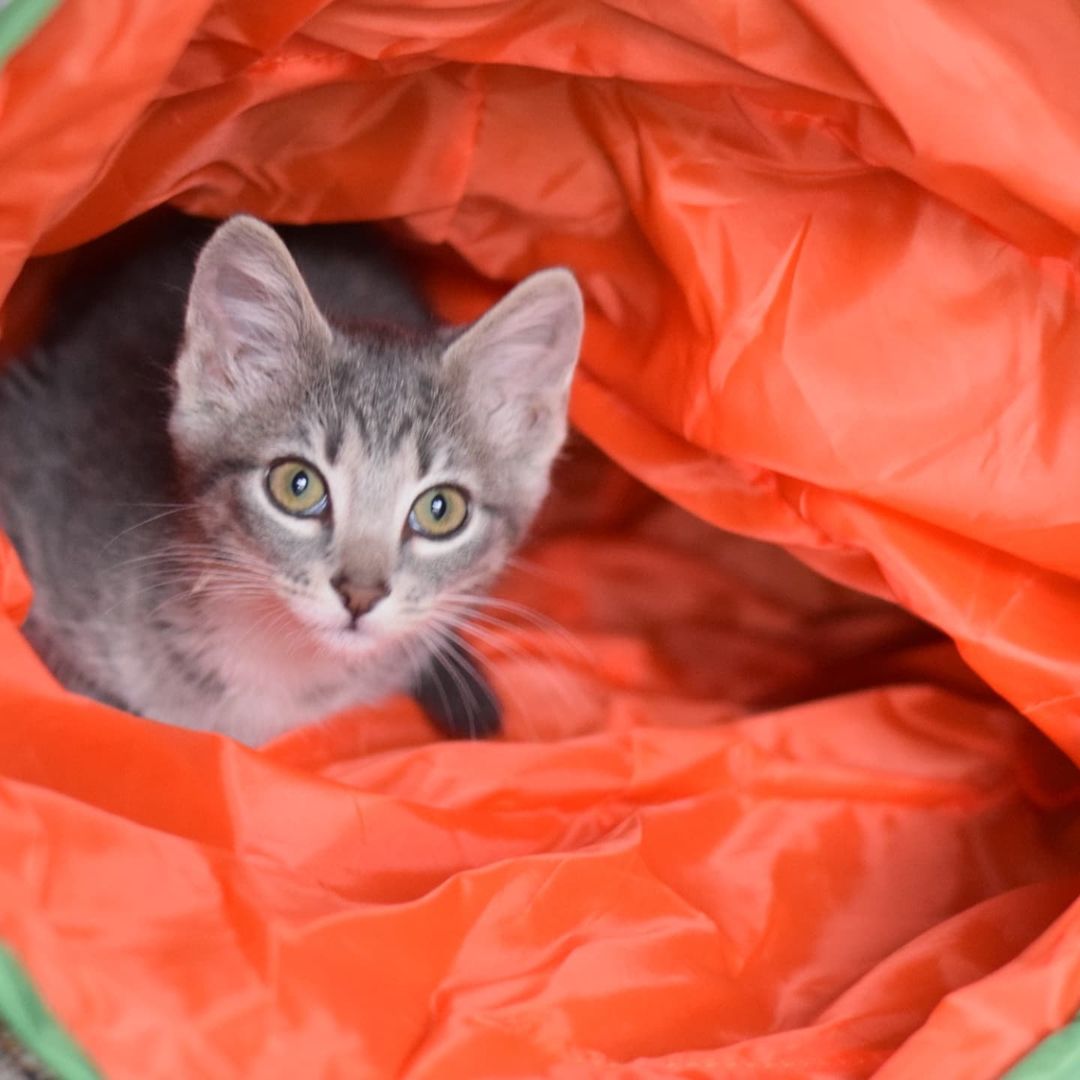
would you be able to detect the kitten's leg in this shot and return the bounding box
[413,639,502,739]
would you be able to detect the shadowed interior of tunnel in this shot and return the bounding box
[0,208,1030,744]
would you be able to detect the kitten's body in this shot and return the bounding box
[0,215,582,744]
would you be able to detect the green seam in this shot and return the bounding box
[1003,1012,1080,1079]
[0,0,60,66]
[0,946,100,1080]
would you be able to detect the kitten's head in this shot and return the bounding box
[168,216,582,657]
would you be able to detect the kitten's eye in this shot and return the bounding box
[266,458,329,518]
[408,485,469,539]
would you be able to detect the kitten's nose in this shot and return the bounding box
[331,574,389,619]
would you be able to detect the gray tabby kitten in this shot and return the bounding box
[0,214,583,745]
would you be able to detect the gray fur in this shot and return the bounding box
[0,215,583,745]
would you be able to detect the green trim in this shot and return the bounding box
[1004,1012,1080,1079]
[0,0,60,66]
[0,946,100,1080]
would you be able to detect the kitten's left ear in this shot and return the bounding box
[443,268,584,463]
[177,215,332,415]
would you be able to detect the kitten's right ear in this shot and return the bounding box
[442,268,584,468]
[177,216,331,414]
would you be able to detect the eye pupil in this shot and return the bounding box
[430,494,447,520]
[291,471,309,497]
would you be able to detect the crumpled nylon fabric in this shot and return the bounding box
[3,1,1080,1077]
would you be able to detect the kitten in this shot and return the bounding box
[0,214,583,745]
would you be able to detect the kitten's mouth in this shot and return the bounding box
[316,609,433,658]
[284,593,414,657]
[314,616,383,654]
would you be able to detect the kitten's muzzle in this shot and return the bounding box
[331,573,390,623]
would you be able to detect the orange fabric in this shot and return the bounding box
[3,2,1080,1076]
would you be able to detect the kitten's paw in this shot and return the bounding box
[413,647,502,740]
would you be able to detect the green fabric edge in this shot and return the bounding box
[1004,1013,1080,1079]
[0,945,100,1080]
[0,0,60,66]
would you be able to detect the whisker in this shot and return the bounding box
[431,609,591,733]
[506,554,580,588]
[413,630,471,737]
[419,616,539,735]
[438,595,595,670]
[101,506,199,551]
[413,623,499,740]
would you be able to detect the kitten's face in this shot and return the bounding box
[180,340,531,654]
[169,217,582,658]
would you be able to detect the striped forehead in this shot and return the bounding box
[319,354,441,469]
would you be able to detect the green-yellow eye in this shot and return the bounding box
[266,458,329,518]
[408,485,469,539]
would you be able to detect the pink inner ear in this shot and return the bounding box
[456,270,584,398]
[185,219,329,375]
[213,267,297,357]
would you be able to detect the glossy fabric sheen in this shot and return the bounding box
[3,1,1080,1076]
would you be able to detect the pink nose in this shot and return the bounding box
[331,575,389,619]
